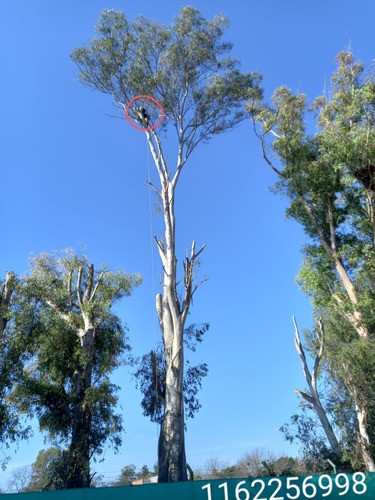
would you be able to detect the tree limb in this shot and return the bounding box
[77,267,84,308]
[146,179,161,197]
[83,264,94,303]
[89,272,104,303]
[45,300,71,324]
[293,316,342,458]
[0,271,15,338]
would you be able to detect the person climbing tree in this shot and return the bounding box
[137,107,150,126]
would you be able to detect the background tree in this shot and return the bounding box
[71,7,261,482]
[197,449,299,480]
[26,447,66,491]
[6,465,32,493]
[136,464,151,480]
[0,272,33,469]
[250,51,375,471]
[235,449,286,478]
[283,313,370,472]
[112,464,137,486]
[201,457,235,480]
[10,250,142,488]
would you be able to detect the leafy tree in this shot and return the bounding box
[136,464,151,480]
[281,409,345,474]
[0,272,33,469]
[250,51,375,471]
[10,250,142,488]
[26,447,67,491]
[269,456,298,476]
[112,464,137,486]
[71,7,261,482]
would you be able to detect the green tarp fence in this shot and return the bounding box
[2,472,375,499]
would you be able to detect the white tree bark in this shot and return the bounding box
[293,316,342,459]
[354,397,375,472]
[141,114,205,482]
[0,271,15,339]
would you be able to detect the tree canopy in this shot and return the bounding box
[250,51,375,471]
[71,7,261,165]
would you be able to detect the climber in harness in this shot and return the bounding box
[136,106,150,127]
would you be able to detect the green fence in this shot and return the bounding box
[2,473,375,499]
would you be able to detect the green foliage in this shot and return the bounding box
[132,323,209,424]
[9,250,142,467]
[251,52,375,469]
[26,447,68,491]
[137,465,151,480]
[111,463,157,486]
[200,451,301,479]
[281,409,347,474]
[0,273,35,469]
[71,7,262,159]
[111,464,137,486]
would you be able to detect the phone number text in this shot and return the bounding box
[201,473,367,500]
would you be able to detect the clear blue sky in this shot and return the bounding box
[1,0,375,489]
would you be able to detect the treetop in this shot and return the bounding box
[71,7,262,164]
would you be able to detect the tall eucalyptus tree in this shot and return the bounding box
[250,52,375,471]
[71,7,261,481]
[12,250,142,488]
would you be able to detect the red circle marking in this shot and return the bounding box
[126,95,164,131]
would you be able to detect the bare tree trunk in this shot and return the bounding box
[293,317,342,459]
[68,367,92,488]
[142,120,205,482]
[67,324,94,488]
[155,178,188,482]
[355,399,375,472]
[157,346,187,482]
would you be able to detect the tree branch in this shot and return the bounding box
[77,267,83,308]
[146,179,161,197]
[89,272,104,303]
[68,269,73,311]
[293,315,342,458]
[294,388,316,405]
[312,317,324,395]
[293,316,313,390]
[181,242,206,323]
[45,300,71,324]
[0,271,15,338]
[251,116,284,177]
[83,264,94,303]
